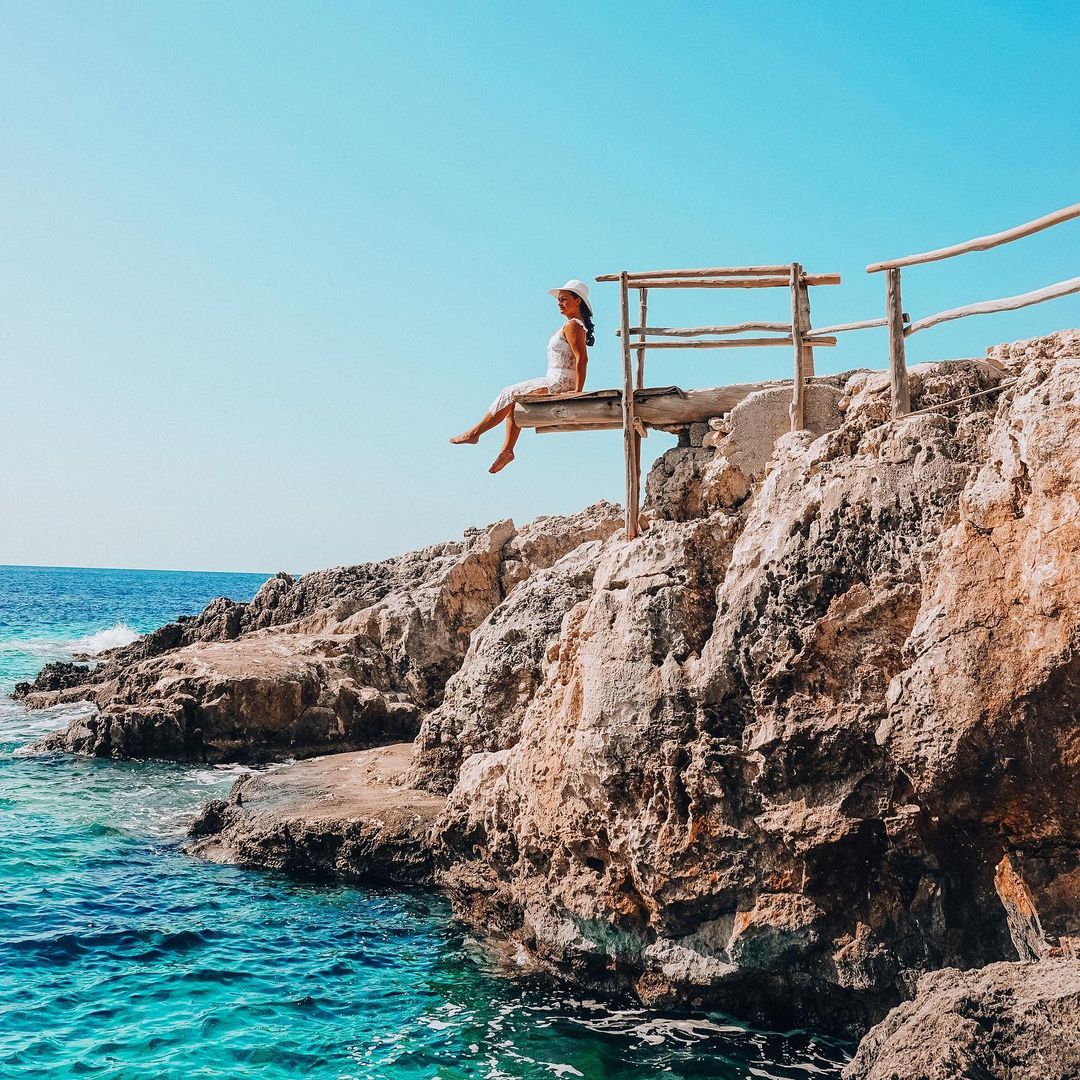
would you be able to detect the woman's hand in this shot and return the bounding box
[565,319,589,392]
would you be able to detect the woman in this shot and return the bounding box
[450,279,595,473]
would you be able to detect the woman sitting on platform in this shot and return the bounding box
[450,279,594,473]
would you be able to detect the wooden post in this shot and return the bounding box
[797,276,815,377]
[886,268,911,417]
[636,288,648,389]
[620,272,641,538]
[789,262,806,430]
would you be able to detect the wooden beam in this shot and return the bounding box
[904,275,1080,336]
[628,336,837,349]
[625,274,841,289]
[797,271,814,378]
[790,263,806,431]
[620,272,641,539]
[636,288,648,389]
[515,381,791,429]
[886,268,911,417]
[535,422,622,433]
[867,202,1080,273]
[596,265,790,281]
[617,322,791,337]
[806,316,890,337]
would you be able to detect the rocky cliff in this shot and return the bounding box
[23,332,1080,1073]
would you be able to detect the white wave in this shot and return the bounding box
[0,622,140,660]
[71,623,140,656]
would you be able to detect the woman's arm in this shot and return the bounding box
[565,320,588,392]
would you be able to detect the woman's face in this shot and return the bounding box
[556,290,582,317]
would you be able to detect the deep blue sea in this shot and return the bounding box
[0,564,850,1078]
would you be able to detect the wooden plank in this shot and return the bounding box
[904,275,1080,336]
[618,322,791,337]
[620,271,640,539]
[789,263,806,431]
[886,268,911,417]
[596,265,790,281]
[636,288,648,389]
[630,336,837,349]
[515,381,792,429]
[535,422,622,433]
[625,274,841,289]
[867,202,1080,273]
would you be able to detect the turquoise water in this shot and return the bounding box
[0,565,850,1078]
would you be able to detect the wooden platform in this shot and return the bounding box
[514,380,790,433]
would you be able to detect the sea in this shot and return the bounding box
[0,564,851,1079]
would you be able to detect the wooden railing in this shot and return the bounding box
[861,202,1080,417]
[596,264,841,537]
[590,202,1077,538]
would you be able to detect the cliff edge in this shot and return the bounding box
[22,331,1080,1073]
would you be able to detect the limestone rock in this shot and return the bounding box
[188,743,445,885]
[843,959,1080,1080]
[28,506,620,761]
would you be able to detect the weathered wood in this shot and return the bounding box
[620,272,640,539]
[636,288,648,389]
[789,263,806,430]
[629,336,837,349]
[596,265,790,281]
[797,276,815,378]
[618,322,791,337]
[867,202,1080,273]
[535,422,622,433]
[886,268,911,417]
[515,381,791,429]
[904,275,1080,336]
[806,316,890,337]
[626,274,841,290]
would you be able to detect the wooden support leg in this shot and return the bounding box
[789,262,806,430]
[886,268,911,418]
[798,279,815,378]
[620,271,640,538]
[636,287,648,390]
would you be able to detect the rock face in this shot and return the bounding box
[28,331,1080,1052]
[27,503,622,761]
[188,743,445,885]
[843,959,1080,1080]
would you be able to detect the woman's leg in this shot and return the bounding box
[489,388,546,472]
[488,412,522,473]
[450,404,513,444]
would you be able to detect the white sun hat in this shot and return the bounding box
[548,278,593,315]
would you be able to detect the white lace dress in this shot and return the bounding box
[489,319,582,414]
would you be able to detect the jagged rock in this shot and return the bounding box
[37,332,1080,1051]
[843,959,1080,1080]
[187,744,445,885]
[12,661,91,700]
[882,342,1080,956]
[414,339,1080,1036]
[28,506,621,761]
[409,537,612,794]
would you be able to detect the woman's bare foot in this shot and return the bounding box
[489,449,515,473]
[450,432,479,445]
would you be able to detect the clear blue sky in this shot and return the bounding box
[1,1,1077,573]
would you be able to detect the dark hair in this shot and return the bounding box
[575,297,596,347]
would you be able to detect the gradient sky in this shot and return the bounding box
[2,1,1077,573]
